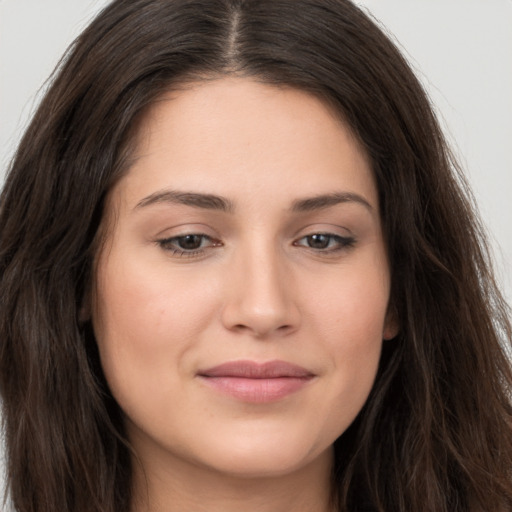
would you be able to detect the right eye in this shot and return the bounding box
[156,234,221,258]
[293,233,356,253]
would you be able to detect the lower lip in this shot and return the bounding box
[198,376,313,403]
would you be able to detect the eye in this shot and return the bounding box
[172,234,207,250]
[156,234,221,257]
[294,233,355,252]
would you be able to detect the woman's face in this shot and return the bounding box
[93,78,396,481]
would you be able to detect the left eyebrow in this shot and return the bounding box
[135,190,234,212]
[291,192,373,212]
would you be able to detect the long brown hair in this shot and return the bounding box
[1,1,511,511]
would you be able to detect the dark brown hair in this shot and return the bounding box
[1,1,511,511]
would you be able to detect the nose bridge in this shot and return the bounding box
[221,234,299,337]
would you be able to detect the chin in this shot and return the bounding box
[187,426,334,479]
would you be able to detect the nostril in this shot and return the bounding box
[229,322,295,337]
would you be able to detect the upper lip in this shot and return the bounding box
[198,360,314,379]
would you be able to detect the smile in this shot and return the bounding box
[197,360,315,403]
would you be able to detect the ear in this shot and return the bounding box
[383,306,399,340]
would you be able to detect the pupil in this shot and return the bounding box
[178,235,202,250]
[308,234,329,249]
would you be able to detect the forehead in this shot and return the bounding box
[111,77,377,213]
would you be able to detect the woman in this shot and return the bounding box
[1,1,511,511]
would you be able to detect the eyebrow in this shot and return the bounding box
[135,189,373,213]
[291,192,373,212]
[135,190,234,212]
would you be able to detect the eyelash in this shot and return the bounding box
[156,232,356,258]
[293,233,356,253]
[157,234,221,258]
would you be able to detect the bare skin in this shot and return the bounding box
[92,78,396,512]
[130,445,334,512]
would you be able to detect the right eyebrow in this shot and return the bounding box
[134,190,234,213]
[291,192,373,213]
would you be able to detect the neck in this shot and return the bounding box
[130,447,336,512]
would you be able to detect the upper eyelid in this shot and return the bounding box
[157,233,222,251]
[157,232,354,247]
[156,228,353,241]
[154,223,219,238]
[291,223,355,239]
[296,233,353,240]
[158,233,218,244]
[294,233,355,245]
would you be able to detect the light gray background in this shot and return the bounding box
[1,0,511,507]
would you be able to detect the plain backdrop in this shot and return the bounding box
[1,0,511,508]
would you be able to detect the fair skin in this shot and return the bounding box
[92,77,397,512]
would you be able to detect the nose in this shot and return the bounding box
[220,244,300,338]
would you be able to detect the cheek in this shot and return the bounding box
[91,254,219,405]
[305,255,390,347]
[299,257,389,425]
[94,249,218,337]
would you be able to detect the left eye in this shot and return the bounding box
[157,234,218,254]
[294,233,355,251]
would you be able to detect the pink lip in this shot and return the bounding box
[197,360,315,403]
